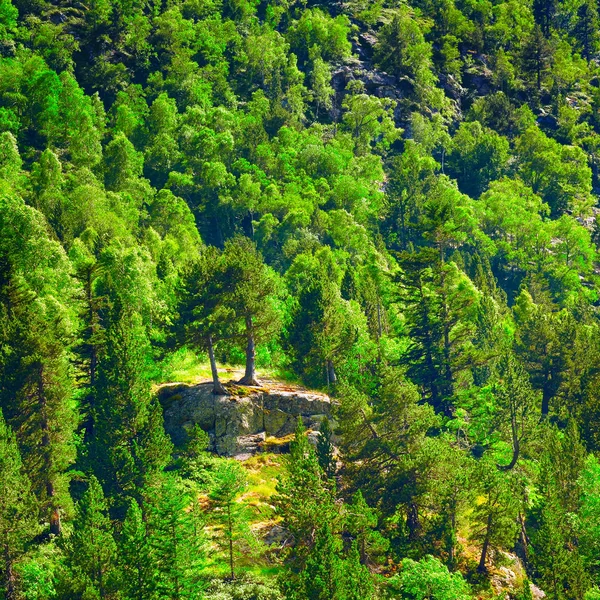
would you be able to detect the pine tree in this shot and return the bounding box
[532,0,557,36]
[70,241,106,439]
[0,410,37,600]
[0,277,77,536]
[398,252,480,416]
[345,490,388,565]
[286,255,356,387]
[341,540,375,600]
[472,458,519,573]
[221,236,282,387]
[178,246,233,395]
[274,419,338,554]
[298,521,342,600]
[521,25,553,92]
[316,416,335,478]
[147,475,206,600]
[493,352,539,470]
[119,499,156,600]
[90,311,172,499]
[209,460,253,580]
[531,423,589,596]
[575,0,600,60]
[63,476,119,598]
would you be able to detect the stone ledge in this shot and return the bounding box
[158,382,334,457]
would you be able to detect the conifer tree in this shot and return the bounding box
[274,419,338,552]
[298,521,341,600]
[345,490,388,565]
[3,301,78,536]
[521,25,553,91]
[0,410,37,600]
[119,499,156,600]
[316,416,335,478]
[221,236,281,386]
[91,311,172,499]
[493,352,539,470]
[341,540,375,600]
[575,0,600,60]
[209,460,253,580]
[472,458,519,573]
[147,475,206,600]
[63,476,119,598]
[178,246,233,395]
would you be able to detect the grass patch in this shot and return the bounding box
[155,347,306,388]
[242,454,285,519]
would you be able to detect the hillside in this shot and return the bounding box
[3,0,600,597]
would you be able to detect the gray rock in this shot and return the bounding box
[159,382,333,457]
[531,584,546,599]
[264,525,291,547]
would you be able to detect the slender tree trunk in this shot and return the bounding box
[478,514,493,573]
[499,439,520,471]
[407,502,422,541]
[207,336,228,395]
[228,505,235,580]
[238,316,259,386]
[5,544,16,600]
[448,510,457,567]
[516,512,529,567]
[498,413,520,471]
[541,385,551,419]
[326,360,337,386]
[48,482,61,536]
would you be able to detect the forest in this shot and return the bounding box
[2,0,600,596]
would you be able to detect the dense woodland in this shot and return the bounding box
[4,0,600,597]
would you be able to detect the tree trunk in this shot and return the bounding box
[515,512,529,567]
[238,316,259,386]
[48,481,61,536]
[498,438,520,471]
[228,505,235,580]
[5,545,16,600]
[407,502,422,541]
[541,385,551,419]
[326,360,337,387]
[498,413,520,471]
[207,336,228,395]
[478,514,493,573]
[448,510,457,567]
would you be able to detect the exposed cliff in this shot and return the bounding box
[158,381,333,459]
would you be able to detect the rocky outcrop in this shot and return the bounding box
[158,382,333,458]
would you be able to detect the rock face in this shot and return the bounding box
[158,382,333,458]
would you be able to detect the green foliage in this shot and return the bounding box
[3,0,600,595]
[206,575,283,599]
[209,460,254,580]
[580,456,600,583]
[118,499,155,600]
[388,555,471,600]
[60,476,119,598]
[0,410,38,599]
[146,475,206,599]
[316,416,335,477]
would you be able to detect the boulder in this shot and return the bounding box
[159,382,334,457]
